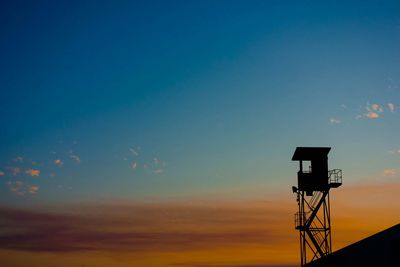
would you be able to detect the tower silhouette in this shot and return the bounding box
[291,147,342,266]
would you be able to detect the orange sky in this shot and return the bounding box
[0,181,399,267]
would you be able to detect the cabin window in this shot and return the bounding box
[302,161,312,173]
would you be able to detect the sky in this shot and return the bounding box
[0,1,400,266]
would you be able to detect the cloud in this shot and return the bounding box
[329,118,341,124]
[7,181,24,196]
[28,185,39,194]
[0,171,4,176]
[383,168,397,177]
[0,183,400,266]
[363,103,384,119]
[371,103,383,112]
[7,181,40,196]
[131,162,137,170]
[54,159,63,167]
[365,111,380,119]
[126,148,167,174]
[70,155,81,164]
[388,103,395,113]
[25,168,40,177]
[388,149,400,155]
[153,169,164,174]
[130,148,139,156]
[148,157,166,174]
[0,201,290,253]
[10,167,21,177]
[13,156,23,163]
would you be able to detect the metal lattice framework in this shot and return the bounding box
[294,169,342,266]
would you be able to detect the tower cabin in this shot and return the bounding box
[292,147,331,196]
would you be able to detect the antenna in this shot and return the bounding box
[291,147,342,266]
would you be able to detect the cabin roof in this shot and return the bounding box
[292,147,331,161]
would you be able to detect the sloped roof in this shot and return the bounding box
[292,147,331,161]
[305,223,400,267]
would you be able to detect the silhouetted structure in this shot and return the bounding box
[292,147,342,267]
[305,223,400,267]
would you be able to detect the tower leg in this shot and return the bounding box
[296,190,332,265]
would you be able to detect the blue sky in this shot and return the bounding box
[1,0,400,205]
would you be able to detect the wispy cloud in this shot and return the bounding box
[344,102,395,120]
[7,181,40,196]
[26,168,40,177]
[28,185,39,194]
[365,111,380,119]
[153,169,164,174]
[388,149,400,155]
[13,156,23,163]
[70,154,81,164]
[150,158,167,174]
[131,162,137,170]
[363,103,384,119]
[388,103,395,113]
[10,167,21,177]
[130,147,140,156]
[329,118,341,124]
[355,114,363,119]
[54,159,63,167]
[7,181,24,195]
[125,147,167,175]
[383,168,397,177]
[0,201,290,253]
[370,103,383,112]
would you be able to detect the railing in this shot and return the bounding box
[328,169,342,185]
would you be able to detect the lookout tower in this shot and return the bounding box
[291,147,342,267]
